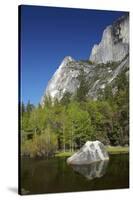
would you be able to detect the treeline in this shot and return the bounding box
[20,69,129,158]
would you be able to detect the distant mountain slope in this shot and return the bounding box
[41,15,129,105]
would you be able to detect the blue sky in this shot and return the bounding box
[20,5,127,105]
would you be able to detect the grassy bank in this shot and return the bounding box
[55,146,129,157]
[55,151,75,157]
[107,146,129,154]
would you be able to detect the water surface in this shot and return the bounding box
[20,154,129,195]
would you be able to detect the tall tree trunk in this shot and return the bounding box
[63,124,66,152]
[71,123,74,152]
[34,128,37,137]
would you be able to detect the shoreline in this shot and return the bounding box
[55,146,129,157]
[20,146,129,159]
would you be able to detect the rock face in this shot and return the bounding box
[41,56,76,105]
[41,14,129,104]
[71,160,109,180]
[67,141,109,165]
[89,15,129,64]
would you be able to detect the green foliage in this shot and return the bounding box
[87,60,94,65]
[26,100,34,114]
[116,70,128,91]
[21,126,57,158]
[96,61,119,70]
[60,92,71,105]
[75,68,88,102]
[21,68,129,157]
[103,85,113,101]
[106,146,129,154]
[67,101,93,149]
[21,102,25,115]
[44,95,52,108]
[79,60,94,65]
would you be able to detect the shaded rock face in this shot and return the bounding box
[67,141,109,165]
[71,160,109,180]
[41,15,129,104]
[89,15,129,64]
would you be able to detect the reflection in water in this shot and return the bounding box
[70,160,109,180]
[20,154,129,194]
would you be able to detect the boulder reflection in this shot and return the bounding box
[70,160,109,180]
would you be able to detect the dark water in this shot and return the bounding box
[20,154,129,195]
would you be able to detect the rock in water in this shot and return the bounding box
[67,141,109,165]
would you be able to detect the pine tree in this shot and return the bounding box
[76,68,88,102]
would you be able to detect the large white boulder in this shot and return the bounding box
[67,141,109,165]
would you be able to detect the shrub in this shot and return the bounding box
[21,127,57,158]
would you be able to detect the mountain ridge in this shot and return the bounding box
[41,15,129,105]
[89,14,129,63]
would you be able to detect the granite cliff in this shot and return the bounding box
[90,15,129,63]
[41,15,129,105]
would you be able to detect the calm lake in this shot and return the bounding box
[20,154,129,195]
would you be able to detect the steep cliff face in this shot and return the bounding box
[41,15,129,104]
[44,56,75,100]
[41,56,79,105]
[89,15,129,63]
